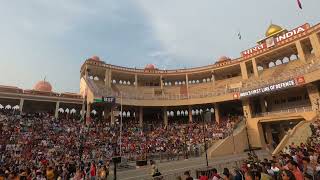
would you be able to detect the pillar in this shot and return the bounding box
[135,74,138,88]
[252,58,259,78]
[188,106,192,123]
[260,96,266,113]
[163,107,168,127]
[185,74,189,97]
[105,69,112,88]
[160,75,164,90]
[211,71,215,85]
[240,62,248,80]
[214,103,220,124]
[19,98,24,115]
[296,40,306,63]
[242,99,252,119]
[306,83,320,111]
[264,124,273,146]
[55,101,60,119]
[81,102,85,120]
[139,107,143,127]
[310,33,320,58]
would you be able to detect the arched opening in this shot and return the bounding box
[290,54,298,61]
[275,59,282,66]
[282,57,289,64]
[257,66,264,71]
[268,62,276,68]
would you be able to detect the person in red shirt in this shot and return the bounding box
[287,160,303,180]
[199,171,208,180]
[90,161,96,180]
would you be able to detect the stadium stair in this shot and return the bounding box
[206,120,250,157]
[272,119,313,155]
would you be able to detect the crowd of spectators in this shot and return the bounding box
[179,117,320,180]
[0,109,239,179]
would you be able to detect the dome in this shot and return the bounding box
[265,24,283,37]
[217,56,231,62]
[89,56,100,61]
[33,80,52,92]
[145,64,156,70]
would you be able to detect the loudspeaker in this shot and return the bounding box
[112,156,122,163]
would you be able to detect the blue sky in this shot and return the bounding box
[0,0,319,93]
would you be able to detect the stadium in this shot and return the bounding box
[1,21,320,180]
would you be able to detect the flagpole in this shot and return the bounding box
[119,92,123,157]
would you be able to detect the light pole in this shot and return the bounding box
[201,110,209,167]
[119,92,123,157]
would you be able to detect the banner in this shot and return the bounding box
[236,76,305,98]
[241,23,310,58]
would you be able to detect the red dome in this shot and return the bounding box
[90,56,100,61]
[217,56,231,62]
[33,81,52,92]
[145,64,156,70]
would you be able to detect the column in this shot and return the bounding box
[214,103,220,124]
[242,99,252,119]
[19,98,24,115]
[240,62,248,80]
[296,40,306,63]
[252,58,259,78]
[306,83,320,111]
[310,33,320,58]
[55,101,60,119]
[135,74,138,89]
[160,75,164,90]
[105,69,112,88]
[139,106,143,127]
[163,107,168,127]
[81,102,85,120]
[188,106,192,123]
[260,96,266,113]
[211,71,215,86]
[185,74,189,97]
[264,124,273,147]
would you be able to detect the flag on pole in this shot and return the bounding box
[297,0,302,9]
[238,32,242,40]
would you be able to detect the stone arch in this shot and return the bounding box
[94,76,99,81]
[282,57,290,63]
[268,62,276,68]
[290,54,298,61]
[275,59,282,66]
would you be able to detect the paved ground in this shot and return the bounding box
[108,150,270,180]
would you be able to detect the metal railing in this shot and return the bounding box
[253,106,313,117]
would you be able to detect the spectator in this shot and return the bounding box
[184,171,193,180]
[287,160,303,180]
[199,171,208,180]
[280,170,296,180]
[211,168,221,180]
